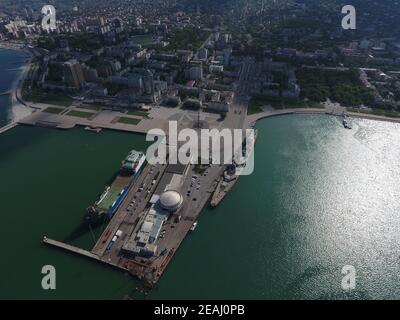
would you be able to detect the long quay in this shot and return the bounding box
[42,236,101,261]
[0,122,18,134]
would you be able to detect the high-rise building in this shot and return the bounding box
[82,65,99,83]
[223,48,232,66]
[188,66,203,80]
[198,47,208,60]
[143,69,154,95]
[97,62,114,78]
[63,60,85,89]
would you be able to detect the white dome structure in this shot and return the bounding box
[159,190,183,212]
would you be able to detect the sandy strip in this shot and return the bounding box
[9,51,34,123]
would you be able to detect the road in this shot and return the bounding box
[221,57,255,130]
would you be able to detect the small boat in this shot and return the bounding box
[84,126,102,133]
[190,222,198,232]
[342,117,352,129]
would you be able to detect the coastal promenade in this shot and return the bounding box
[245,108,327,128]
[16,99,223,135]
[18,109,170,135]
[245,106,400,128]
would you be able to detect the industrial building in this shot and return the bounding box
[121,161,190,258]
[121,206,169,257]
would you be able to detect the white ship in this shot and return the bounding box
[190,221,198,232]
[121,150,146,176]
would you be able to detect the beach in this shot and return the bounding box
[10,59,34,121]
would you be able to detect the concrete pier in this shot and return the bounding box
[0,122,18,134]
[42,236,101,261]
[42,236,131,275]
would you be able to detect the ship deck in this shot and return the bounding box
[96,175,131,211]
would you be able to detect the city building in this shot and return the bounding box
[198,47,208,60]
[63,59,85,89]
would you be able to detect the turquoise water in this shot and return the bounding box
[1,115,399,299]
[152,115,400,299]
[1,52,400,299]
[0,126,147,299]
[0,49,28,128]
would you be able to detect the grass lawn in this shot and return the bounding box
[43,107,64,114]
[66,110,94,118]
[22,85,73,107]
[78,104,103,111]
[307,102,324,109]
[166,28,209,51]
[118,117,142,125]
[247,102,264,115]
[41,95,73,107]
[136,38,156,46]
[22,90,42,102]
[127,110,150,118]
[129,35,157,47]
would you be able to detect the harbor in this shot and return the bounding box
[40,127,261,286]
[35,105,365,289]
[1,0,400,301]
[3,39,400,298]
[9,87,400,292]
[42,140,225,287]
[1,115,400,299]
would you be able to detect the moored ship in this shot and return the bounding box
[85,149,146,226]
[121,149,146,177]
[210,130,258,208]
